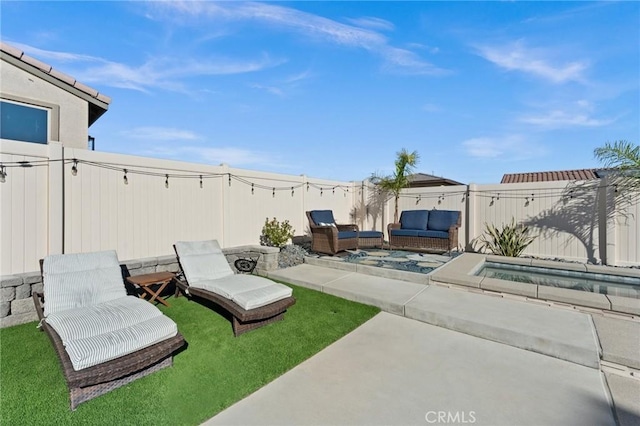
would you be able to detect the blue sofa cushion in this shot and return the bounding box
[400,210,429,230]
[338,231,358,239]
[390,229,449,239]
[390,229,421,237]
[311,210,335,225]
[419,230,449,239]
[359,231,383,238]
[427,210,459,232]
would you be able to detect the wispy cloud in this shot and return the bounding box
[345,16,395,32]
[122,127,200,141]
[250,69,314,97]
[139,144,279,168]
[475,40,588,84]
[13,42,281,93]
[148,1,446,76]
[462,135,546,160]
[518,99,614,129]
[519,110,613,128]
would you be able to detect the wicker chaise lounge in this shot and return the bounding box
[33,250,185,410]
[306,210,359,255]
[174,240,296,336]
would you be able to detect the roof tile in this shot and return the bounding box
[96,93,112,104]
[73,81,98,98]
[48,68,76,86]
[1,41,110,106]
[20,54,52,73]
[0,41,23,58]
[501,169,598,183]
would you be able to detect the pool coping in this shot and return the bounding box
[430,253,640,316]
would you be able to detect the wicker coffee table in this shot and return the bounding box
[126,271,175,307]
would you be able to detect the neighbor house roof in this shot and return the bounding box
[0,42,111,126]
[407,173,464,187]
[501,169,600,184]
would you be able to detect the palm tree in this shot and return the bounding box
[370,149,420,223]
[594,140,639,192]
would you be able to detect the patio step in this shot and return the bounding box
[269,263,602,369]
[404,285,601,369]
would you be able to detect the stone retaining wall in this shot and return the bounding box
[0,245,279,328]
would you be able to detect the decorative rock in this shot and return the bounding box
[278,244,308,269]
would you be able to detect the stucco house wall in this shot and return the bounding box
[0,42,110,149]
[1,60,88,148]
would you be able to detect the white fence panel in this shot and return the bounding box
[64,149,225,261]
[0,141,49,275]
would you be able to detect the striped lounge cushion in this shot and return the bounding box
[42,250,126,316]
[45,297,178,371]
[192,274,292,310]
[175,240,235,282]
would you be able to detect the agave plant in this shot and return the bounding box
[476,218,537,257]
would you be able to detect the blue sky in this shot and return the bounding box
[2,1,638,184]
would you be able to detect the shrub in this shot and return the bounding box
[260,217,295,248]
[476,218,536,257]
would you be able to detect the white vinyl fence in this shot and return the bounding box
[1,139,638,276]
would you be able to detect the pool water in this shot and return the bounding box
[477,262,640,299]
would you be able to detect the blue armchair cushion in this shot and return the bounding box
[338,231,358,239]
[359,231,383,238]
[311,210,336,225]
[427,210,460,232]
[399,210,429,230]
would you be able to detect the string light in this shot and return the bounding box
[0,165,6,183]
[199,175,203,189]
[165,174,169,188]
[71,160,78,176]
[123,169,128,185]
[307,182,309,191]
[291,186,294,197]
[272,188,275,197]
[251,183,254,195]
[228,174,232,186]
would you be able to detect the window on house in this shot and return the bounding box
[0,100,49,144]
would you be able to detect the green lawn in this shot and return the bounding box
[0,284,379,425]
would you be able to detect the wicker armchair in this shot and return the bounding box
[306,210,359,255]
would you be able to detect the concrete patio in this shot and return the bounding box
[205,260,639,425]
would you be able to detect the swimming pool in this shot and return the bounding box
[477,262,640,299]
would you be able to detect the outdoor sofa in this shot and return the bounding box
[33,250,185,410]
[174,240,296,336]
[388,209,461,252]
